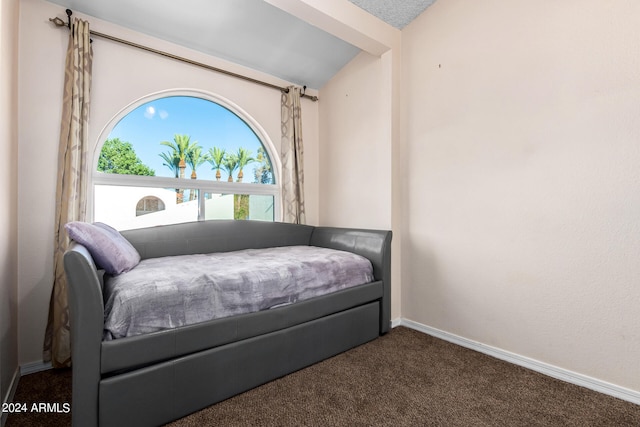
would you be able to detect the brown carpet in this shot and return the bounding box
[6,327,640,426]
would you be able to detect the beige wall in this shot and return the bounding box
[15,0,640,399]
[318,51,390,229]
[17,0,319,366]
[0,0,20,407]
[402,0,640,392]
[318,48,402,320]
[308,0,402,321]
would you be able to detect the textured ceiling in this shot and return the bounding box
[348,0,436,29]
[45,0,435,89]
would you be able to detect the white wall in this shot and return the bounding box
[402,0,640,392]
[17,0,320,366]
[0,0,20,409]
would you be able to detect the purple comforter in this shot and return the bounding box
[103,246,374,340]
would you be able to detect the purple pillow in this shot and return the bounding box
[65,221,140,275]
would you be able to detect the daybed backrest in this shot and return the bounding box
[121,220,315,260]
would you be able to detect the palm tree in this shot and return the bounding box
[159,150,181,203]
[160,134,196,181]
[206,147,226,181]
[253,147,273,184]
[185,145,208,201]
[222,154,239,182]
[186,145,207,180]
[159,150,180,178]
[160,135,196,204]
[235,147,255,183]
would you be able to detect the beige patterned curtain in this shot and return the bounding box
[281,86,306,224]
[44,18,93,368]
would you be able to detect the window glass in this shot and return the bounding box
[95,185,199,230]
[203,193,274,221]
[98,96,274,184]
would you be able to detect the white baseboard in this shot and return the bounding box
[399,318,640,406]
[390,317,402,329]
[1,367,20,427]
[20,361,52,376]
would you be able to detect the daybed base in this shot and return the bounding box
[100,302,379,426]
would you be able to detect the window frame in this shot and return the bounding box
[89,89,282,225]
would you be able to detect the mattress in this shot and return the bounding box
[103,245,374,340]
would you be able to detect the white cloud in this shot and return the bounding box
[159,110,169,120]
[144,106,156,119]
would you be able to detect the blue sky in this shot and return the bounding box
[106,96,269,182]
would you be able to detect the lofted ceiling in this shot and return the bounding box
[348,0,436,30]
[45,0,435,90]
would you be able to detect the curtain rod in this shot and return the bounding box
[48,9,319,102]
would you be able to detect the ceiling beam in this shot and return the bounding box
[264,0,399,56]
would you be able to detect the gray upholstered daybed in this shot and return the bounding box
[64,220,391,427]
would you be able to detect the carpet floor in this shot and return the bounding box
[6,327,640,426]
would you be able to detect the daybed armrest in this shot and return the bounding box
[309,227,392,334]
[64,242,104,427]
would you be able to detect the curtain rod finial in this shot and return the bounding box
[49,17,66,27]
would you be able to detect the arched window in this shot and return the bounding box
[92,91,280,231]
[136,196,165,216]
